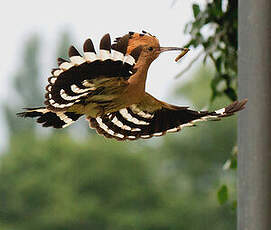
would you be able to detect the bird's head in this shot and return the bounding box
[121,31,186,65]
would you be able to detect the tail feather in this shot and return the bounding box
[17,107,82,128]
[215,98,248,118]
[223,98,248,115]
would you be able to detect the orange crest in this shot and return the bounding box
[127,32,160,54]
[114,31,160,55]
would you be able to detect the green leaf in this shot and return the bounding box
[192,4,200,18]
[230,157,237,169]
[183,0,238,102]
[217,185,228,205]
[184,23,190,33]
[224,87,237,101]
[211,74,221,92]
[231,200,237,210]
[214,0,223,12]
[215,56,223,73]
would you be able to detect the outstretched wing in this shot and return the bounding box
[88,93,247,141]
[45,33,142,111]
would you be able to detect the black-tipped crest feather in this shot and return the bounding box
[130,46,143,62]
[111,34,129,54]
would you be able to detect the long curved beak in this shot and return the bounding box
[159,47,189,53]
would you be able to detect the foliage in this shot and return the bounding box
[0,134,166,230]
[181,0,238,102]
[217,185,228,205]
[0,126,237,230]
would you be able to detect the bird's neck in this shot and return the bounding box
[128,58,151,92]
[124,67,148,105]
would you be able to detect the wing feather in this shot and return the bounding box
[88,93,247,141]
[44,33,142,111]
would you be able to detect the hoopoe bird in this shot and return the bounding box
[17,31,247,141]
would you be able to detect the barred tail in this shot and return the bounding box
[16,107,82,128]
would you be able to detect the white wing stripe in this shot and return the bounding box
[180,123,194,128]
[167,127,180,133]
[129,104,154,119]
[84,52,98,62]
[119,108,149,125]
[50,102,74,108]
[50,77,57,84]
[96,117,124,139]
[52,69,63,77]
[111,116,141,131]
[141,135,151,138]
[115,133,125,138]
[153,132,163,136]
[137,111,153,119]
[112,50,124,61]
[57,112,73,127]
[60,89,88,101]
[123,55,135,65]
[70,56,85,65]
[215,108,226,114]
[82,80,95,88]
[71,84,91,94]
[99,50,111,61]
[59,62,74,70]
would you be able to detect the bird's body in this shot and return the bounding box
[17,31,247,140]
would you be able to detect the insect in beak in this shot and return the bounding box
[159,47,190,62]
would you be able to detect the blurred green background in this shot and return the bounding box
[0,1,238,229]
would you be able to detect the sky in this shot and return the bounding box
[0,0,200,150]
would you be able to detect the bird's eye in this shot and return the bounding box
[148,47,153,51]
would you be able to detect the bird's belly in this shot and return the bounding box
[84,91,129,117]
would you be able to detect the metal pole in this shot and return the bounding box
[238,0,271,230]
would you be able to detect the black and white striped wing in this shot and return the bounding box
[88,94,247,141]
[45,33,142,111]
[17,107,82,128]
